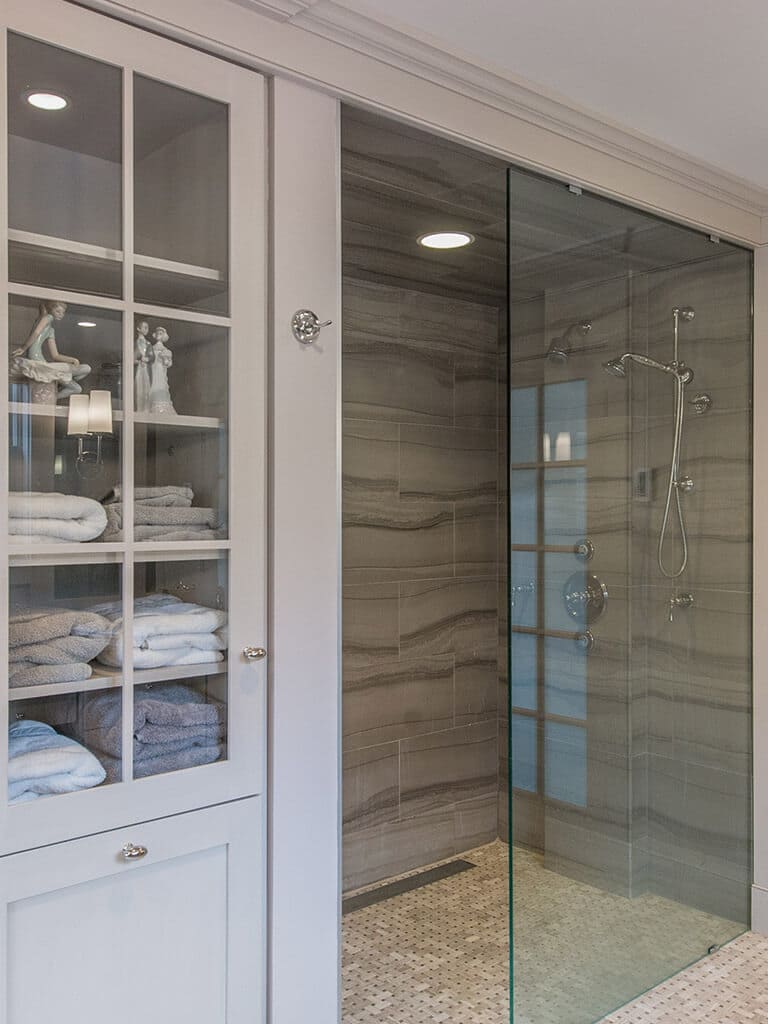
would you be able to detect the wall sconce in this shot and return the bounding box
[67,390,113,478]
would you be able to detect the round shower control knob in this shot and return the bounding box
[243,646,267,661]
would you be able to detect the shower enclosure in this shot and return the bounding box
[506,166,753,1023]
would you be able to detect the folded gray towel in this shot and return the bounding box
[10,634,109,666]
[99,743,222,783]
[85,685,226,760]
[105,504,217,532]
[104,525,223,542]
[9,608,112,648]
[106,485,194,507]
[9,662,92,689]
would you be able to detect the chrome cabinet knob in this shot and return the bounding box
[242,646,267,661]
[121,843,148,860]
[291,309,332,344]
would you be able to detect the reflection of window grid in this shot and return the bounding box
[509,382,588,808]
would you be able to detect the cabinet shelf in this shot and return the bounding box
[9,402,224,430]
[8,660,228,702]
[8,229,224,283]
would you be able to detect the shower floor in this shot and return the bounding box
[342,841,744,1024]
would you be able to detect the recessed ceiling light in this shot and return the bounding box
[77,321,96,328]
[26,91,68,111]
[417,231,475,250]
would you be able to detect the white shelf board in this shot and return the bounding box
[9,671,123,703]
[9,229,223,282]
[134,659,228,685]
[7,660,228,702]
[9,542,125,567]
[8,402,223,430]
[133,541,230,562]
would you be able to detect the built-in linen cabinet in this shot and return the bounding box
[0,3,266,1020]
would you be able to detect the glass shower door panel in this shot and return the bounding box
[508,163,753,1024]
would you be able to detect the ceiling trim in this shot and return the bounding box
[227,0,318,22]
[293,0,768,218]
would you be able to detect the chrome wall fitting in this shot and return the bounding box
[676,476,695,494]
[291,309,333,344]
[574,539,595,561]
[510,582,535,608]
[690,393,713,415]
[563,572,608,624]
[668,592,694,623]
[574,631,595,653]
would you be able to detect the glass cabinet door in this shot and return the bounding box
[2,9,266,851]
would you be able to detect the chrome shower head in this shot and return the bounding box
[603,356,628,378]
[546,320,592,364]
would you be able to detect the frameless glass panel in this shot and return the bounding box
[131,556,228,778]
[8,296,121,545]
[508,161,753,1024]
[134,76,229,314]
[509,550,537,628]
[7,33,122,297]
[509,469,537,546]
[8,561,122,802]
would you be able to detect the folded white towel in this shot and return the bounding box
[99,646,225,669]
[107,485,194,507]
[9,492,107,544]
[8,720,106,802]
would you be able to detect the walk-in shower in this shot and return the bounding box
[340,104,753,1024]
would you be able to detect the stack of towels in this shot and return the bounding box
[85,684,226,780]
[86,593,228,670]
[102,486,222,542]
[9,608,112,689]
[9,492,107,544]
[9,720,106,802]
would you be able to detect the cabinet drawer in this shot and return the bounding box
[0,798,264,1024]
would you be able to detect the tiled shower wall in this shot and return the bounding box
[341,277,505,891]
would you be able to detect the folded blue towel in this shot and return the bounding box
[8,720,106,803]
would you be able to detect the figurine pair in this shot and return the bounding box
[135,321,177,415]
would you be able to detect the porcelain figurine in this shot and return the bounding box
[134,320,152,413]
[148,326,177,415]
[11,300,91,403]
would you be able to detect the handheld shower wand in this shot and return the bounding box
[602,307,695,579]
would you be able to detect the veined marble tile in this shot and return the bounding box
[455,645,499,725]
[399,577,498,658]
[342,582,399,667]
[400,720,498,819]
[343,743,399,833]
[343,654,454,750]
[455,501,498,577]
[455,352,499,430]
[342,419,398,502]
[400,424,498,505]
[343,495,454,584]
[401,289,499,357]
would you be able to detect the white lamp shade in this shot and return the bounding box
[88,390,113,435]
[67,394,91,436]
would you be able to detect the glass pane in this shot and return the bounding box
[544,635,586,720]
[511,713,537,793]
[508,385,538,464]
[130,557,229,778]
[509,469,537,545]
[510,631,537,711]
[8,561,122,802]
[7,33,122,297]
[544,551,585,632]
[509,550,536,628]
[8,296,122,546]
[134,76,229,314]
[543,379,587,461]
[544,466,586,544]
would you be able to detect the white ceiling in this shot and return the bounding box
[330,0,768,190]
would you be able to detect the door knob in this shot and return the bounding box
[291,309,332,344]
[243,646,267,661]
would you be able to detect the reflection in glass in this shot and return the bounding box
[545,721,587,806]
[510,632,537,712]
[511,713,537,793]
[7,33,122,297]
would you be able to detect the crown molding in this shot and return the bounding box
[227,0,318,22]
[293,0,768,219]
